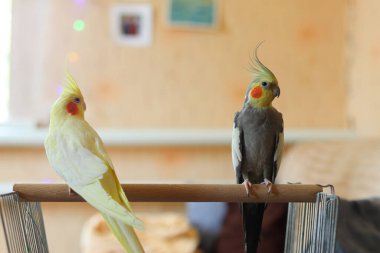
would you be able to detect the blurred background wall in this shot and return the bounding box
[9,0,347,129]
[2,0,380,252]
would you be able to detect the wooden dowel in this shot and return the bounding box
[13,184,322,203]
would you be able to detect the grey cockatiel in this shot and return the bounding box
[231,48,284,253]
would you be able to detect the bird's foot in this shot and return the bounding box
[242,179,253,196]
[261,178,273,193]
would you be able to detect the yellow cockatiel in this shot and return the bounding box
[44,72,145,253]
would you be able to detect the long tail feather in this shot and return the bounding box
[241,203,265,253]
[102,213,145,253]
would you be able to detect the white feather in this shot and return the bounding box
[232,123,242,172]
[72,183,143,229]
[45,118,143,229]
[103,214,145,253]
[274,131,284,169]
[45,124,108,186]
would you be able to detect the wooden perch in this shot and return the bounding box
[13,183,322,203]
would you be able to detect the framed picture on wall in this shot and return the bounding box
[168,0,219,29]
[110,4,153,47]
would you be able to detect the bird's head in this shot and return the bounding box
[245,45,280,108]
[51,71,86,121]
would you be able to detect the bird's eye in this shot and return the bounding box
[73,97,80,104]
[261,81,268,87]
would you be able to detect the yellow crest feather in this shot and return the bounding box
[249,42,277,84]
[63,70,83,97]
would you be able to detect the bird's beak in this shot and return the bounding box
[273,86,281,98]
[83,102,87,111]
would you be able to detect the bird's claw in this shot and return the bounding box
[261,178,273,193]
[243,180,253,196]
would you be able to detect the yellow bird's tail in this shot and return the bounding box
[102,213,145,253]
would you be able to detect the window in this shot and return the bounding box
[0,0,12,123]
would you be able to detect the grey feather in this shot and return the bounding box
[234,106,283,184]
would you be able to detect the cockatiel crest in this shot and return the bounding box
[245,45,280,108]
[63,70,82,96]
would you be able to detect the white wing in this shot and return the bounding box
[272,121,284,181]
[274,131,284,169]
[45,120,143,229]
[232,115,242,172]
[45,122,108,186]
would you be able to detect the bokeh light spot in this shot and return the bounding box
[68,52,79,63]
[74,0,86,7]
[56,85,64,95]
[73,19,85,31]
[41,179,54,184]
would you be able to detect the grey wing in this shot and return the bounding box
[232,113,244,184]
[272,122,284,182]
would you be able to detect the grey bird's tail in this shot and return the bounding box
[241,203,265,253]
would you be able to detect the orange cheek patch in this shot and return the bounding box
[66,102,78,115]
[250,86,262,98]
